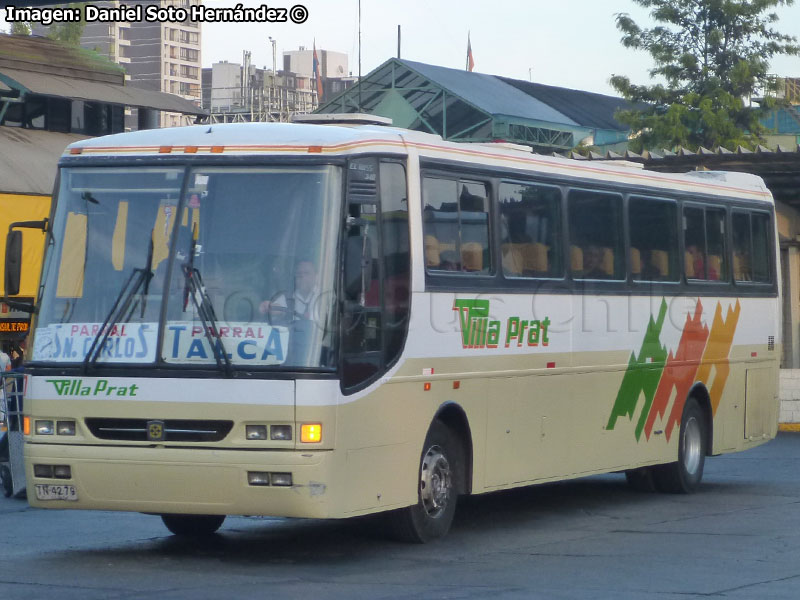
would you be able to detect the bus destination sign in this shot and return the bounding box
[0,320,29,333]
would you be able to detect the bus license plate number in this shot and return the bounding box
[35,484,78,501]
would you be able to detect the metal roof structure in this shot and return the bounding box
[316,58,631,152]
[1,67,205,115]
[0,127,86,194]
[567,144,800,208]
[0,34,204,116]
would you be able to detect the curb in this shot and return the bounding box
[779,423,800,432]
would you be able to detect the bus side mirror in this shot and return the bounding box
[5,230,22,296]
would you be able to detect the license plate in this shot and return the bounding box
[34,484,78,501]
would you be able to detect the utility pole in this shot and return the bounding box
[268,36,277,121]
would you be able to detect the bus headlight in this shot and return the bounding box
[35,420,54,435]
[270,425,292,441]
[245,425,267,440]
[57,421,76,436]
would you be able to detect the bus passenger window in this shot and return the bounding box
[734,211,772,283]
[629,197,678,282]
[499,182,562,278]
[706,208,727,281]
[683,205,727,282]
[732,212,753,281]
[752,214,771,282]
[422,176,491,275]
[683,207,706,279]
[568,189,624,280]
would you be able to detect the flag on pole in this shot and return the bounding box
[313,40,324,102]
[466,32,474,72]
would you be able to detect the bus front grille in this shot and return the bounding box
[85,418,234,442]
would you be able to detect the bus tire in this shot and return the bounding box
[387,420,463,543]
[160,514,225,536]
[652,397,707,494]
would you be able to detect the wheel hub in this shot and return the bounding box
[682,416,702,476]
[420,445,451,518]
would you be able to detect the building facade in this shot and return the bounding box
[34,0,202,128]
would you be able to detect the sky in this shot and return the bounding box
[4,0,800,96]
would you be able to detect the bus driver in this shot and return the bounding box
[259,260,319,323]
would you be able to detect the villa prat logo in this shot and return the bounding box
[452,299,551,350]
[46,379,140,397]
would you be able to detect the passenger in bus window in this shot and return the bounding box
[259,260,319,323]
[583,245,609,279]
[686,244,718,280]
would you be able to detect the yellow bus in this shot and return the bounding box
[13,119,780,542]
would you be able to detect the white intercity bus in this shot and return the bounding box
[10,118,780,542]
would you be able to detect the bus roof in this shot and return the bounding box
[64,122,772,203]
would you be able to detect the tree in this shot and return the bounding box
[10,21,32,36]
[47,3,87,46]
[611,0,800,152]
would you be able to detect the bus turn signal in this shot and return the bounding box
[300,424,322,443]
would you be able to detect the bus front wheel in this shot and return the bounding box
[388,420,464,543]
[652,397,707,493]
[160,514,226,536]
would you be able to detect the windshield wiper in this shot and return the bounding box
[83,238,154,372]
[182,225,233,377]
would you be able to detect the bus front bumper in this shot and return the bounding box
[25,443,336,519]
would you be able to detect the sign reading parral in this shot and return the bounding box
[32,323,157,363]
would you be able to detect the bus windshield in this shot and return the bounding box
[32,164,342,370]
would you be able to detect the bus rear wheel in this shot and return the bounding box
[160,514,225,536]
[388,420,463,543]
[652,397,707,494]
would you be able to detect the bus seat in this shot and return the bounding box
[461,242,483,272]
[502,243,524,275]
[601,247,614,276]
[684,251,695,278]
[734,253,750,281]
[523,243,549,273]
[438,241,456,254]
[424,235,440,268]
[707,255,721,280]
[651,249,669,278]
[570,246,583,273]
[630,247,642,277]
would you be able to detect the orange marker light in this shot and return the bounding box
[308,146,323,153]
[184,146,198,154]
[424,382,431,391]
[23,416,31,435]
[453,381,460,390]
[159,146,172,153]
[300,423,322,443]
[211,146,224,153]
[69,148,83,155]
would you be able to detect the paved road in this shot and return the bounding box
[2,434,800,599]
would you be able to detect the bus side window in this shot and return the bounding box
[683,206,706,280]
[734,211,772,283]
[568,189,624,280]
[422,176,491,275]
[499,181,562,279]
[732,212,753,282]
[751,213,772,282]
[684,205,727,282]
[629,197,678,282]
